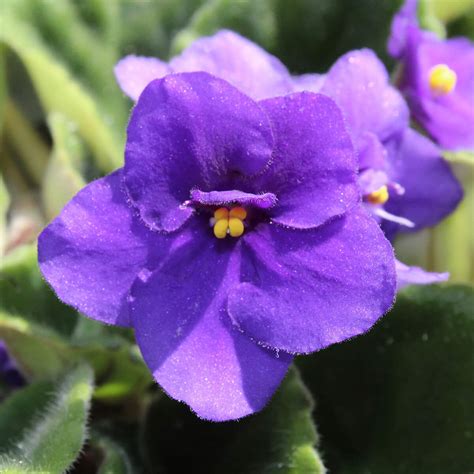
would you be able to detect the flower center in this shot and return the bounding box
[211,207,247,239]
[364,185,389,205]
[428,64,457,96]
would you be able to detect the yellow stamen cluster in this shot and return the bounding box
[366,185,389,205]
[429,64,457,95]
[213,207,247,239]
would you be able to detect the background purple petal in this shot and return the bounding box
[169,30,293,99]
[228,207,396,354]
[292,73,326,93]
[124,72,274,233]
[114,55,170,101]
[256,92,359,229]
[384,128,463,235]
[396,259,449,290]
[387,0,418,58]
[130,222,292,421]
[321,49,409,144]
[38,170,167,326]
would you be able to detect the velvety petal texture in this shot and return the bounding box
[124,72,274,232]
[228,207,396,354]
[256,93,359,229]
[114,30,293,101]
[38,170,167,326]
[384,129,463,234]
[131,222,292,421]
[169,30,293,99]
[320,49,409,144]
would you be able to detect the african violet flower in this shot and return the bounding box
[388,0,474,150]
[39,72,397,420]
[306,48,463,238]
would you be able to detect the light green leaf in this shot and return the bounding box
[0,380,54,451]
[0,11,121,172]
[142,366,325,473]
[0,311,70,379]
[42,113,86,220]
[0,244,78,336]
[0,308,150,401]
[395,153,474,284]
[171,0,277,55]
[0,174,10,255]
[299,285,474,474]
[425,0,474,23]
[0,364,93,473]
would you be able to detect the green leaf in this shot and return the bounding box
[0,380,54,451]
[0,10,121,172]
[0,244,78,336]
[42,113,86,220]
[170,0,277,55]
[0,311,70,379]
[0,307,149,402]
[171,0,404,73]
[395,153,474,284]
[217,366,325,474]
[142,367,325,473]
[0,174,9,255]
[93,434,134,474]
[425,0,474,23]
[0,364,94,473]
[299,285,474,474]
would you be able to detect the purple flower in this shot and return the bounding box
[388,0,474,150]
[115,30,293,102]
[306,48,463,236]
[39,72,396,420]
[0,341,25,389]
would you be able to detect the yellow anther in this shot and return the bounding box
[214,207,229,220]
[229,207,247,220]
[429,64,457,95]
[213,218,229,239]
[228,217,245,237]
[366,185,389,205]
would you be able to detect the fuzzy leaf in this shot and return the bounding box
[0,380,54,451]
[299,285,474,474]
[0,364,93,473]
